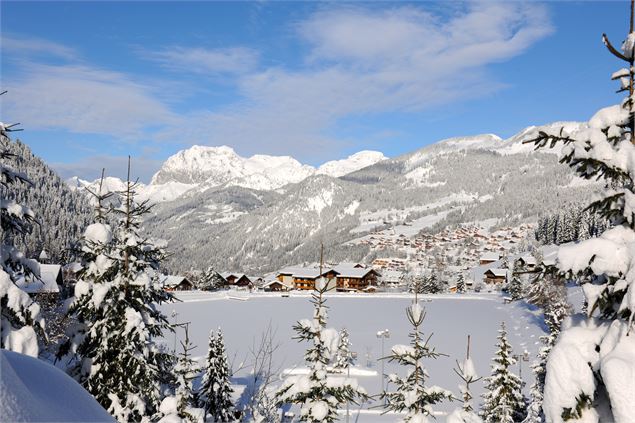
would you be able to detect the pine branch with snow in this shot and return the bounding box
[275,278,368,423]
[379,300,453,422]
[524,6,635,420]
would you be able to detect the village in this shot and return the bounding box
[24,221,540,301]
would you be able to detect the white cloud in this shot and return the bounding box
[1,34,78,60]
[148,46,259,74]
[2,63,177,137]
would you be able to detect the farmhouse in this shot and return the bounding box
[161,275,194,291]
[483,269,508,284]
[221,272,252,287]
[517,255,537,269]
[262,279,294,292]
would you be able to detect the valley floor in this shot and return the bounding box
[162,291,546,421]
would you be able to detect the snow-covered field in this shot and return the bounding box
[161,291,545,421]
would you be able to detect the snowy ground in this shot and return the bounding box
[160,291,546,422]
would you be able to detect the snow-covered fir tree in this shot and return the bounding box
[380,295,453,422]
[523,299,570,423]
[200,328,235,422]
[480,322,526,423]
[422,273,445,294]
[447,336,483,423]
[275,277,368,422]
[0,111,43,357]
[456,274,467,294]
[175,325,201,421]
[333,327,354,372]
[525,5,635,420]
[198,266,225,291]
[56,162,174,422]
[506,275,524,301]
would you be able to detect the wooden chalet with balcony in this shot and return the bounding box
[334,263,380,291]
[483,268,507,285]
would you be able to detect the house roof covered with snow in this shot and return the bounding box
[484,268,507,277]
[333,264,379,278]
[159,275,191,288]
[480,252,500,261]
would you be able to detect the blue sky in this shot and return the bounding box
[0,1,628,182]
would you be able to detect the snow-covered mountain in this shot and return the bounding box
[68,146,388,202]
[317,151,387,177]
[143,121,599,274]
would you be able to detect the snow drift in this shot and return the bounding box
[0,349,114,422]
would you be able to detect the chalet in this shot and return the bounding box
[479,252,500,265]
[161,275,194,291]
[483,269,507,284]
[334,264,380,291]
[516,256,537,269]
[221,272,252,287]
[289,268,339,291]
[262,279,294,292]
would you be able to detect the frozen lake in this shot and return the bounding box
[160,291,545,421]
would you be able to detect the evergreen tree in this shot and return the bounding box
[380,296,453,421]
[333,327,354,372]
[526,5,635,420]
[0,110,43,357]
[507,275,524,301]
[456,274,467,294]
[56,161,174,422]
[198,266,224,291]
[448,336,483,423]
[480,322,526,423]
[173,325,201,423]
[275,277,368,422]
[200,328,235,422]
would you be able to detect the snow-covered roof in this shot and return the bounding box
[263,279,294,289]
[291,268,337,279]
[380,270,403,282]
[277,266,336,279]
[484,268,507,277]
[38,249,49,260]
[221,272,245,280]
[334,265,378,279]
[0,349,115,422]
[480,252,500,261]
[16,264,62,293]
[519,255,537,265]
[159,275,191,287]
